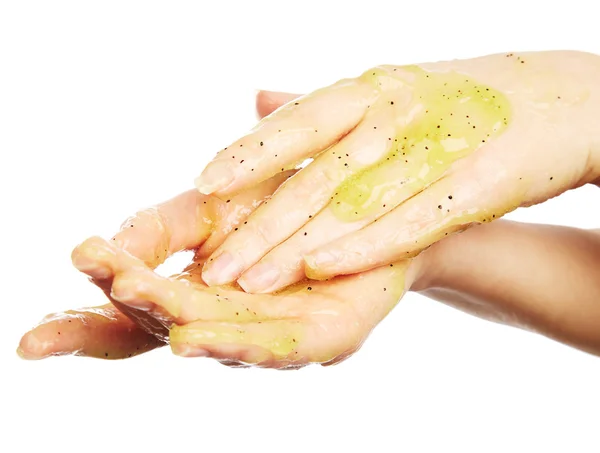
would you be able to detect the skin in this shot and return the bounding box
[18,174,412,368]
[195,50,600,293]
[18,92,600,367]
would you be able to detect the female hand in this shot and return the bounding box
[196,51,600,292]
[18,182,413,368]
[17,169,295,360]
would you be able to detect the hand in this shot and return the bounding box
[195,50,600,292]
[18,185,414,368]
[72,236,411,368]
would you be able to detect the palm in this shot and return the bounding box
[171,254,406,367]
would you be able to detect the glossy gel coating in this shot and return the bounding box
[332,66,511,221]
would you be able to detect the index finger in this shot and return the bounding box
[194,78,377,197]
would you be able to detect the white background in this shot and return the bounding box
[1,1,598,452]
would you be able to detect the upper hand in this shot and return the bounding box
[196,50,600,292]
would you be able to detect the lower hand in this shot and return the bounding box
[18,181,413,368]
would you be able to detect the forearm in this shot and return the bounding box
[412,220,600,355]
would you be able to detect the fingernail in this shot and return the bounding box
[238,263,280,293]
[202,252,245,286]
[17,332,45,360]
[71,244,114,279]
[16,346,31,360]
[195,162,235,195]
[304,251,336,270]
[72,256,111,279]
[303,252,337,280]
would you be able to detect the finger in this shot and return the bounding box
[256,90,301,119]
[304,154,527,278]
[237,158,430,293]
[70,236,262,324]
[71,235,150,283]
[194,170,295,260]
[76,190,213,272]
[194,78,377,196]
[70,236,175,338]
[237,208,359,293]
[17,304,164,360]
[71,171,295,282]
[111,184,277,267]
[170,319,307,367]
[201,107,397,286]
[110,263,298,325]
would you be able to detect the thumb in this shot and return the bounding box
[256,90,302,119]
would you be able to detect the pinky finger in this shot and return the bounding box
[17,304,165,360]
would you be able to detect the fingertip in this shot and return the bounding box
[71,236,115,279]
[255,90,274,119]
[302,253,334,281]
[236,275,253,293]
[194,174,215,196]
[255,90,301,118]
[194,161,235,196]
[236,276,278,295]
[16,340,39,360]
[237,263,281,294]
[17,331,52,360]
[201,252,244,287]
[110,274,154,311]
